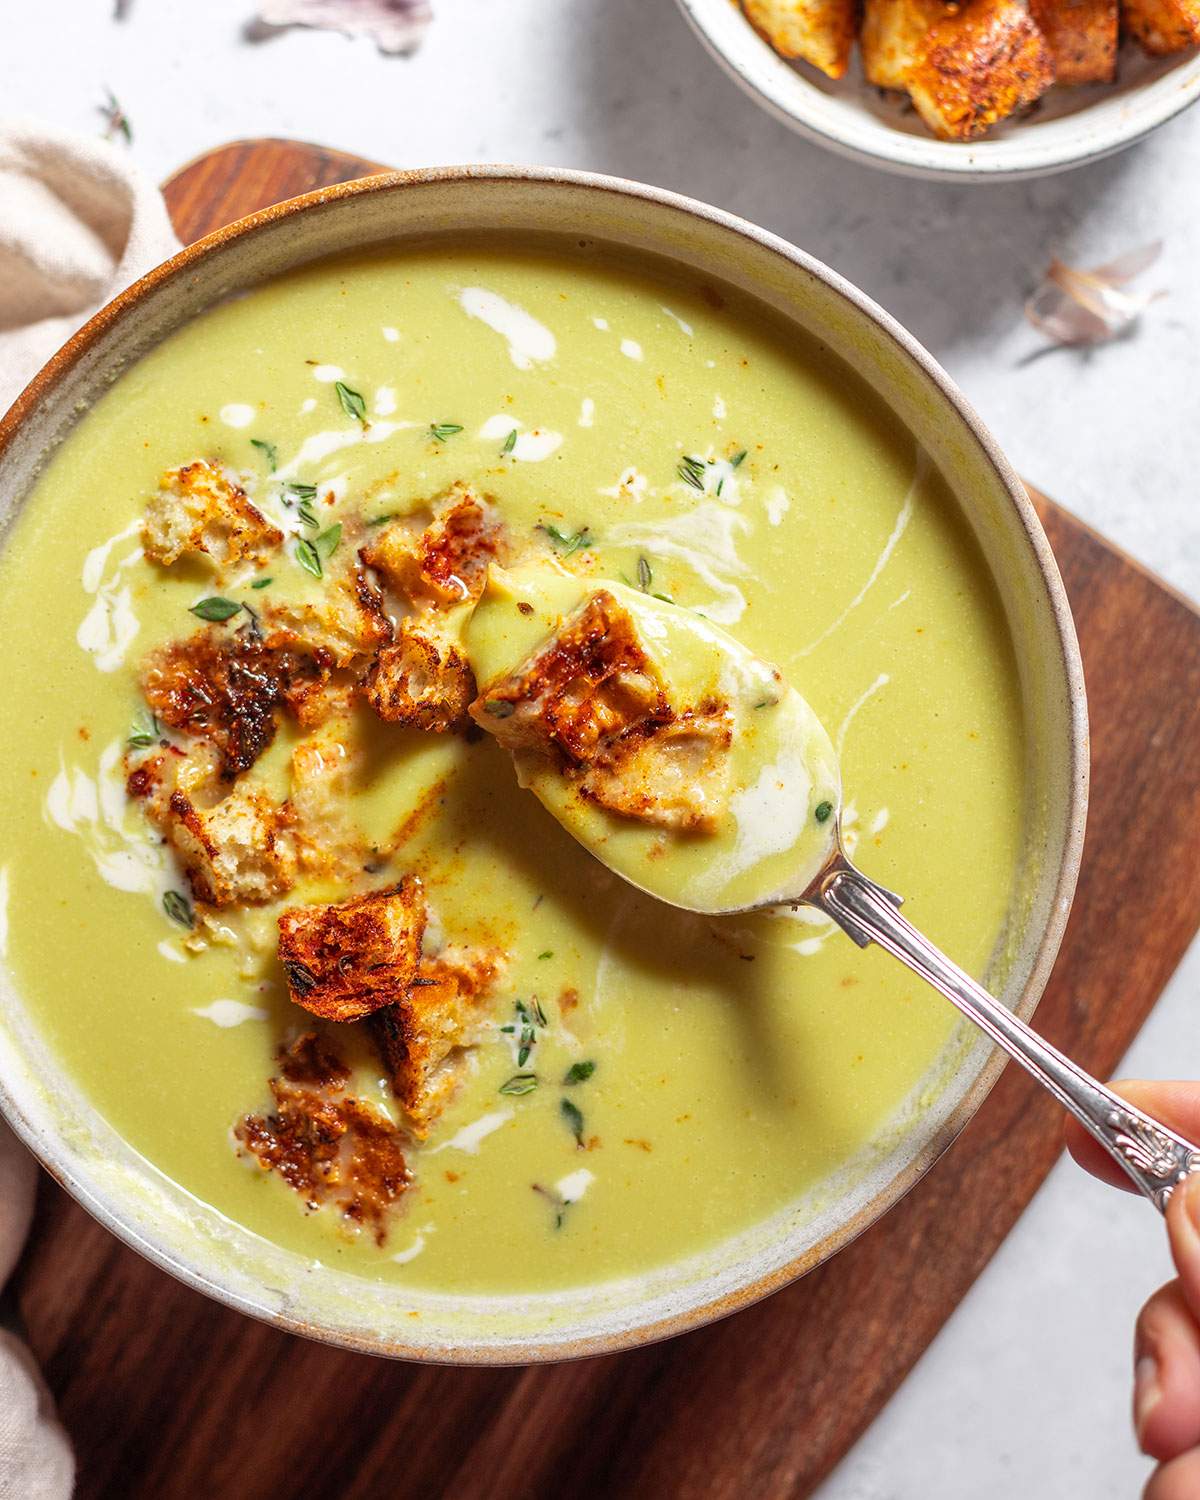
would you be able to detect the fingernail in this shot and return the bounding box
[1184,1171,1200,1233]
[1134,1353,1160,1447]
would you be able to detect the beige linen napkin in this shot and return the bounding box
[0,117,180,1498]
[0,116,180,414]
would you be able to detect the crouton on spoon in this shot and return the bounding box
[466,562,1200,1217]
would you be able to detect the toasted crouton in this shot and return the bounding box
[907,0,1055,140]
[141,629,284,779]
[365,621,476,731]
[263,562,393,672]
[579,707,734,834]
[287,724,367,880]
[234,1032,410,1243]
[741,0,858,77]
[470,591,667,763]
[861,0,959,87]
[277,879,426,1022]
[1121,0,1200,50]
[143,461,282,569]
[164,781,296,907]
[1029,0,1117,80]
[361,485,502,608]
[370,947,504,1137]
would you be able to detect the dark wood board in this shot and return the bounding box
[12,139,1200,1500]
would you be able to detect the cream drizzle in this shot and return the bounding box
[609,501,751,625]
[836,674,891,759]
[458,288,556,370]
[477,414,563,462]
[192,999,269,1028]
[620,338,643,362]
[599,466,647,503]
[556,1168,595,1203]
[430,1109,513,1155]
[78,520,143,673]
[578,397,595,428]
[661,306,695,337]
[799,452,924,657]
[219,403,255,429]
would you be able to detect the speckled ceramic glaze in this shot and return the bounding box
[677,0,1200,181]
[0,167,1087,1361]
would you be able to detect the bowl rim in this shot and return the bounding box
[674,0,1200,181]
[0,162,1089,1363]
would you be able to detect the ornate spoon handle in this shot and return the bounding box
[810,858,1200,1212]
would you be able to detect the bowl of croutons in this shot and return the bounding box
[677,0,1200,177]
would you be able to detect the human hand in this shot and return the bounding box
[1066,1082,1200,1499]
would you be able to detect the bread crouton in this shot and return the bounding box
[143,460,282,569]
[741,0,858,78]
[263,562,392,672]
[470,591,668,763]
[1029,0,1117,81]
[578,706,734,834]
[361,485,502,608]
[1121,0,1200,51]
[234,1032,410,1244]
[277,879,426,1022]
[163,781,296,907]
[287,724,367,880]
[141,629,284,779]
[365,621,476,732]
[369,947,504,1137]
[861,0,959,87]
[907,0,1055,140]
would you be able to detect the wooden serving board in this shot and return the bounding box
[13,140,1200,1500]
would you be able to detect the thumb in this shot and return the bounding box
[1166,1173,1200,1325]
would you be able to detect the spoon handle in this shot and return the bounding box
[812,859,1200,1212]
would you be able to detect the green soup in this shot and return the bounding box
[0,243,1024,1292]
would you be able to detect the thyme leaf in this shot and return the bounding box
[730,449,747,468]
[127,708,159,748]
[429,421,464,442]
[285,482,318,501]
[499,1073,539,1097]
[162,890,193,928]
[677,455,706,491]
[636,555,652,592]
[99,87,132,144]
[563,1061,596,1085]
[295,538,323,579]
[251,577,273,590]
[560,1097,585,1148]
[189,596,242,623]
[335,381,367,424]
[502,428,518,455]
[814,800,834,824]
[538,522,593,558]
[250,438,277,472]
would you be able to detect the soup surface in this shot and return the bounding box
[0,243,1025,1293]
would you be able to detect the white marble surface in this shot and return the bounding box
[8,1,1200,1493]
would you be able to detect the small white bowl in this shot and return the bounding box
[676,0,1200,180]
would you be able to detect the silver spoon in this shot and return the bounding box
[782,828,1200,1212]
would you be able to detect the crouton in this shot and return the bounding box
[470,592,668,764]
[234,1032,410,1244]
[263,562,392,672]
[361,485,502,608]
[287,723,368,880]
[1121,0,1200,51]
[141,629,284,779]
[365,620,476,732]
[579,706,734,834]
[370,947,504,1137]
[861,0,959,87]
[1030,0,1117,81]
[907,0,1055,140]
[741,0,857,78]
[277,879,426,1022]
[163,781,296,907]
[142,460,282,569]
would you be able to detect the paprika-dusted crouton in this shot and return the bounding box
[1029,0,1117,81]
[277,878,426,1022]
[143,460,282,569]
[471,592,735,832]
[234,1032,411,1244]
[361,484,502,608]
[365,620,476,731]
[470,591,668,763]
[1121,0,1200,51]
[164,781,296,907]
[741,0,857,77]
[578,706,734,834]
[141,629,284,779]
[263,561,392,671]
[370,946,504,1137]
[861,0,959,87]
[908,0,1055,140]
